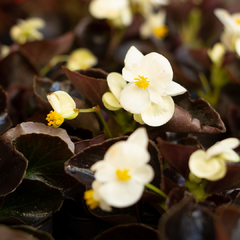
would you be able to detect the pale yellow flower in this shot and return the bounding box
[189,138,240,181]
[66,48,97,71]
[46,91,79,127]
[207,42,226,66]
[10,18,45,44]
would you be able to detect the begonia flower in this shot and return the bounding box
[10,18,45,44]
[214,8,240,53]
[140,10,168,39]
[84,180,112,211]
[102,72,127,111]
[46,91,79,127]
[189,138,240,181]
[119,46,187,126]
[89,0,132,27]
[66,48,98,71]
[90,128,154,208]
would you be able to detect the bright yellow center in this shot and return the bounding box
[46,110,64,128]
[116,169,131,181]
[134,75,150,90]
[153,26,168,39]
[84,189,99,210]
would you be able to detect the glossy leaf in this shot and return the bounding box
[0,179,64,226]
[2,122,75,153]
[159,197,216,240]
[12,225,54,240]
[12,133,77,192]
[95,223,161,240]
[0,140,27,196]
[19,32,74,68]
[62,67,108,109]
[159,92,226,133]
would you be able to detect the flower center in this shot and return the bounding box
[46,110,64,128]
[153,26,168,39]
[116,169,131,181]
[236,19,240,25]
[134,75,150,90]
[84,189,99,210]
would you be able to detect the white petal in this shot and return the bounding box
[206,138,240,159]
[189,150,226,181]
[140,52,173,87]
[220,149,240,162]
[107,72,127,100]
[99,180,144,207]
[122,63,141,83]
[47,93,62,113]
[94,162,117,183]
[132,165,154,184]
[141,95,174,127]
[127,127,149,149]
[124,46,144,66]
[148,84,165,103]
[104,141,150,168]
[119,82,151,114]
[166,81,187,96]
[102,92,122,111]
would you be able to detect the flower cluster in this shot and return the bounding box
[84,128,154,210]
[103,46,187,127]
[189,138,240,181]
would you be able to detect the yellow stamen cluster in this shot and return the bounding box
[46,111,64,127]
[84,189,99,210]
[116,169,131,181]
[134,75,150,90]
[153,26,168,39]
[236,19,240,25]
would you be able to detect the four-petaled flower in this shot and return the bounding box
[10,18,45,44]
[189,138,240,181]
[119,46,187,127]
[89,128,154,208]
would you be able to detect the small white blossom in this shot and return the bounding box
[89,0,132,27]
[91,128,154,208]
[214,8,240,53]
[119,46,187,127]
[189,138,240,181]
[10,18,45,44]
[66,48,97,71]
[140,10,168,39]
[47,91,79,120]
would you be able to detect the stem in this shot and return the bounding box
[96,109,113,138]
[145,183,167,199]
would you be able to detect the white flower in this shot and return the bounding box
[10,18,45,44]
[84,180,112,211]
[189,138,240,181]
[214,8,240,52]
[91,128,154,208]
[102,72,127,111]
[119,46,187,127]
[66,48,98,71]
[140,10,168,39]
[47,91,79,120]
[89,0,132,27]
[207,42,226,66]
